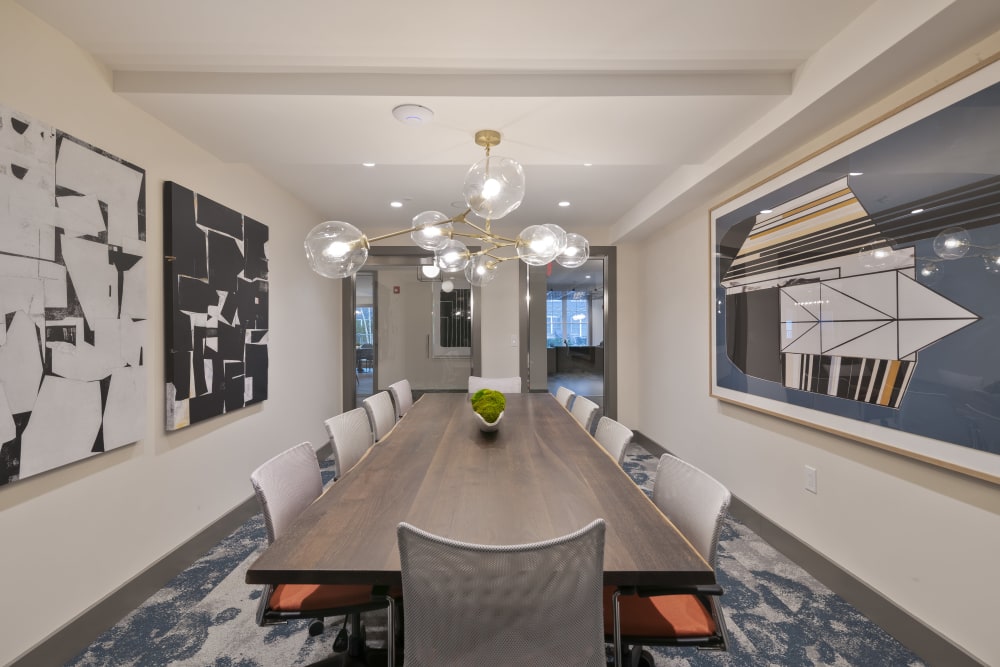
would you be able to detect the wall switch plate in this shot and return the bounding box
[804,465,818,494]
[510,335,518,347]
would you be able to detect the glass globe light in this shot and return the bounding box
[463,155,525,221]
[933,226,971,260]
[556,233,590,268]
[465,255,499,286]
[516,225,561,266]
[420,264,441,279]
[983,255,1000,274]
[441,279,455,293]
[859,241,896,269]
[918,261,941,284]
[544,224,568,254]
[410,211,453,251]
[435,239,470,273]
[304,221,368,278]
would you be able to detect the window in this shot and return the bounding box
[546,291,590,346]
[355,306,374,346]
[438,288,472,348]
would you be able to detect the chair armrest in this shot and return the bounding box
[618,583,724,598]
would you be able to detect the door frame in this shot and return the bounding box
[518,246,617,419]
[341,247,483,411]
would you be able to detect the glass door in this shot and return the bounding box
[522,248,616,418]
[345,251,480,410]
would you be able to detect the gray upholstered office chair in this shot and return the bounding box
[594,416,633,467]
[387,379,413,419]
[468,375,521,394]
[570,395,600,433]
[324,408,374,480]
[397,519,607,666]
[606,453,731,666]
[555,385,576,409]
[362,390,396,441]
[250,442,395,663]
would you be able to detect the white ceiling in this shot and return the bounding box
[16,0,1000,242]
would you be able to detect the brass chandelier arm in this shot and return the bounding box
[486,252,519,263]
[460,217,496,239]
[365,227,418,244]
[367,210,472,245]
[457,218,519,245]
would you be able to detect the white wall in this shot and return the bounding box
[0,4,342,664]
[632,33,1000,666]
[375,266,471,390]
[479,259,521,379]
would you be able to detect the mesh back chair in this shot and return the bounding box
[554,386,576,409]
[388,379,414,419]
[250,442,394,663]
[570,395,600,433]
[362,390,396,441]
[324,408,374,480]
[468,375,521,394]
[607,453,731,666]
[397,519,607,667]
[594,416,633,467]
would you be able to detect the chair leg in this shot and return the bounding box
[612,589,622,667]
[347,612,364,657]
[385,597,396,667]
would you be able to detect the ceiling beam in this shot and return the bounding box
[113,69,793,97]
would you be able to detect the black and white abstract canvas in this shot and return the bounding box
[164,182,268,430]
[0,104,147,487]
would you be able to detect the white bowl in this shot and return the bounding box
[473,410,503,432]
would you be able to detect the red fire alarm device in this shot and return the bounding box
[393,286,400,294]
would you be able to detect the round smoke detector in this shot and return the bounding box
[392,104,434,125]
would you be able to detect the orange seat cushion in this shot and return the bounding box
[603,586,717,638]
[269,583,377,612]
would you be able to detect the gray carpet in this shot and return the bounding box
[64,446,925,666]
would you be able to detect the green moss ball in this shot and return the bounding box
[471,389,506,423]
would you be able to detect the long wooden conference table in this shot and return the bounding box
[246,392,714,590]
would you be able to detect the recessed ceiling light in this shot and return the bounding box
[390,201,404,208]
[760,209,773,214]
[911,208,925,214]
[583,163,593,167]
[558,201,571,207]
[849,171,863,176]
[362,162,375,168]
[392,104,434,125]
[585,275,592,279]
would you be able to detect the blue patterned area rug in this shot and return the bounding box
[65,449,924,666]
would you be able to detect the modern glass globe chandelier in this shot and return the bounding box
[304,130,590,287]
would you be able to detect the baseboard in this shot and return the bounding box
[632,430,983,667]
[10,443,334,667]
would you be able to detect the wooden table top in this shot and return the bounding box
[246,392,714,588]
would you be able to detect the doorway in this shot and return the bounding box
[343,249,482,411]
[520,247,617,419]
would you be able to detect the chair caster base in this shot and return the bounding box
[333,626,349,652]
[609,645,654,667]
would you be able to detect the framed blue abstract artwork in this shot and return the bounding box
[710,58,1000,484]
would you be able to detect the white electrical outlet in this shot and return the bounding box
[804,465,818,494]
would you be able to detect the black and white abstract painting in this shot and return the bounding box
[164,182,268,430]
[0,104,146,486]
